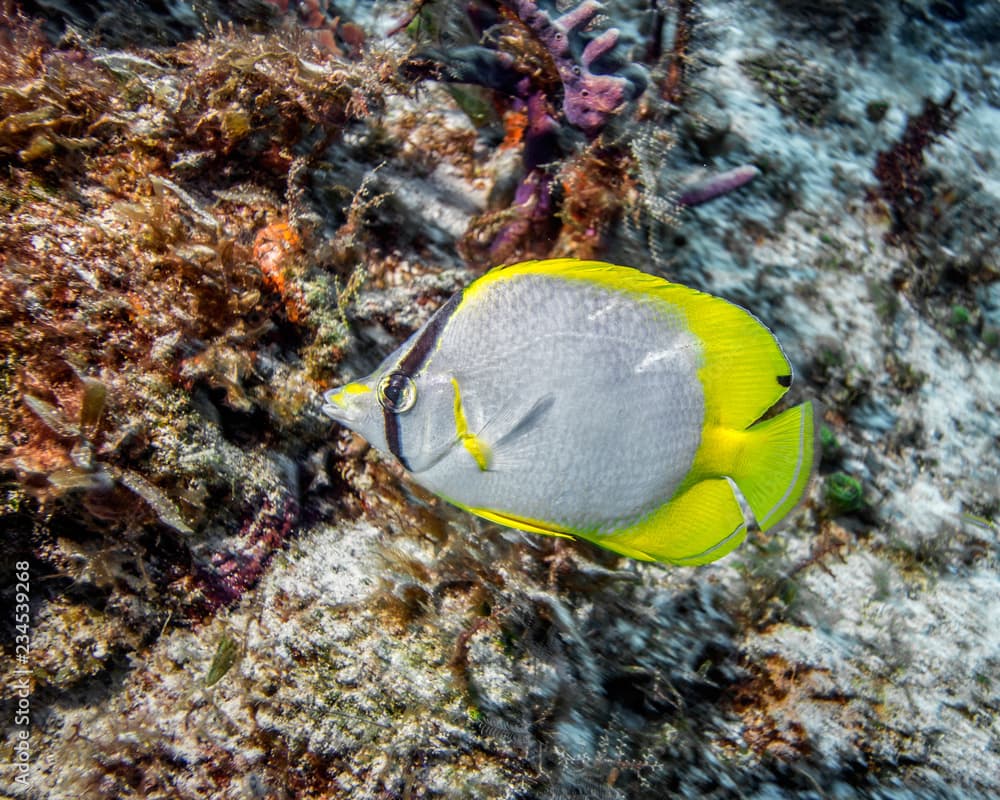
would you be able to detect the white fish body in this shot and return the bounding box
[323,259,815,565]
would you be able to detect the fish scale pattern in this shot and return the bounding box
[414,273,704,532]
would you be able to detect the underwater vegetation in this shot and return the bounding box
[0,0,998,798]
[0,0,406,628]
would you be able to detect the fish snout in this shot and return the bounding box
[321,382,373,424]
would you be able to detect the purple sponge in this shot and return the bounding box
[501,0,642,135]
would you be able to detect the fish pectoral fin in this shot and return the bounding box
[476,393,555,473]
[599,478,750,565]
[466,506,575,539]
[450,373,555,473]
[490,394,555,448]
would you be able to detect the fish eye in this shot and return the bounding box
[377,371,416,413]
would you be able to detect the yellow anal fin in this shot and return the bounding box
[603,478,749,565]
[451,377,492,471]
[599,402,815,566]
[466,506,575,540]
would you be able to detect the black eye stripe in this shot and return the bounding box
[384,412,404,468]
[381,290,463,470]
[397,291,463,375]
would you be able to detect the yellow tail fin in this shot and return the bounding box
[603,401,816,566]
[727,400,817,532]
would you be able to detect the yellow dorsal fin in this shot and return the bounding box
[671,287,792,431]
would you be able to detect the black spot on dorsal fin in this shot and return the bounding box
[777,374,792,388]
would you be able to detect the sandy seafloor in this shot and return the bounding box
[1,0,998,798]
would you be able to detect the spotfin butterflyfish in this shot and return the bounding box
[322,259,815,565]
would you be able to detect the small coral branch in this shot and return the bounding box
[677,164,760,207]
[400,0,646,260]
[399,0,644,137]
[637,0,697,106]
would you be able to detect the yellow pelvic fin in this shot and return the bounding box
[451,378,492,471]
[465,506,574,540]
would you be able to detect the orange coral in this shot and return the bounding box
[500,108,528,150]
[253,221,306,322]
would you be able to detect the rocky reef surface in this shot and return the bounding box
[1,0,997,798]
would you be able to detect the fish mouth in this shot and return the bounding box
[321,390,352,424]
[321,395,346,423]
[321,382,371,424]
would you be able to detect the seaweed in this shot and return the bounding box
[0,1,401,639]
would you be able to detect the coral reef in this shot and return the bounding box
[0,0,403,675]
[1,0,998,798]
[497,0,646,135]
[400,0,648,261]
